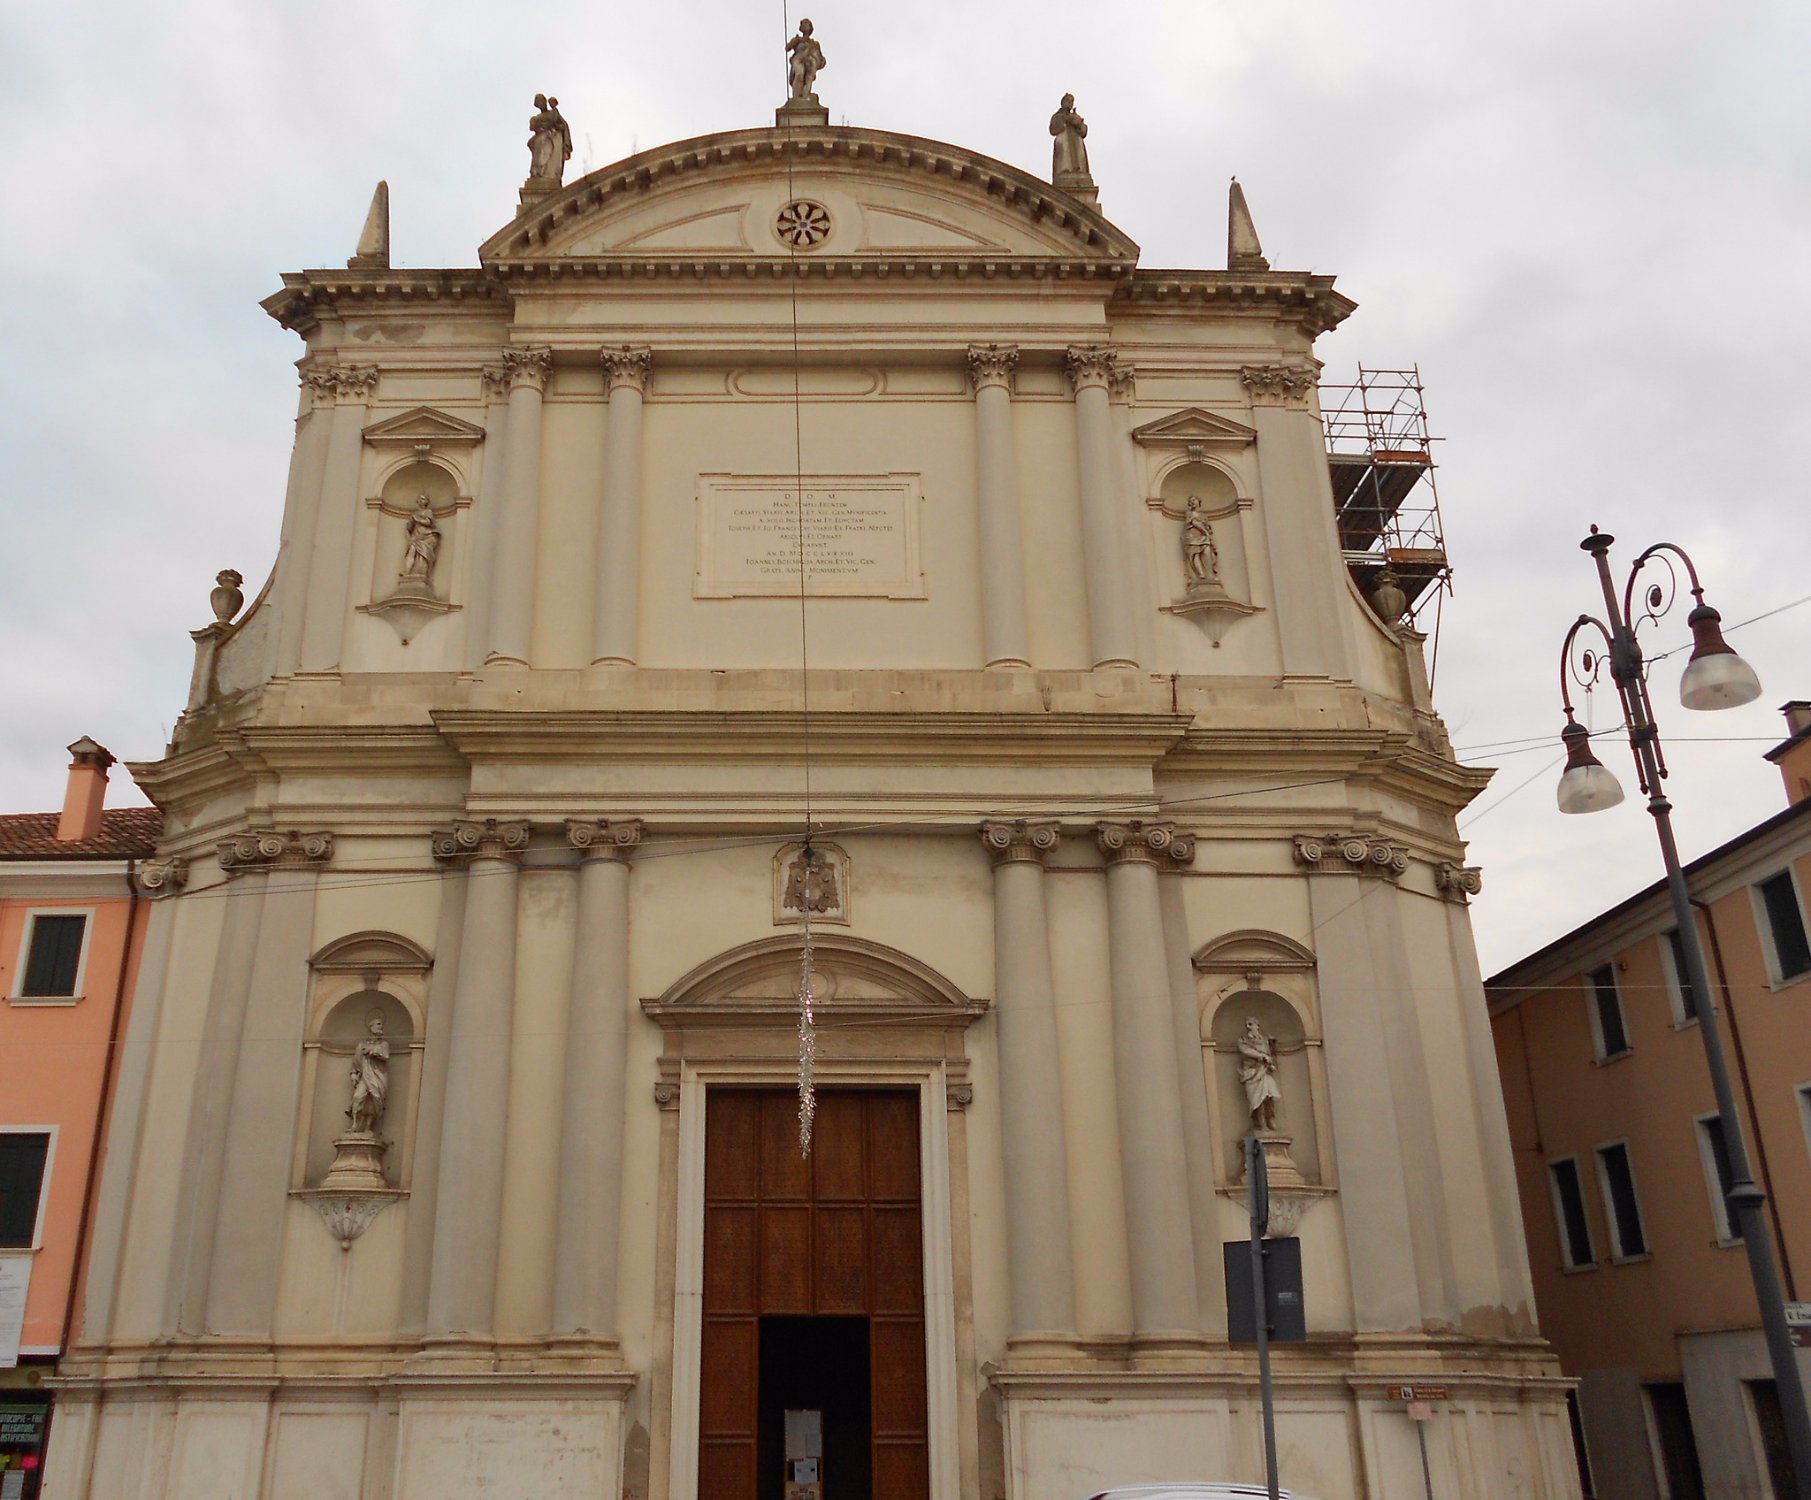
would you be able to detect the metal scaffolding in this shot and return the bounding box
[1320,364,1451,621]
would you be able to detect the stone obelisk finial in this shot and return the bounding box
[1228,178,1269,272]
[348,181,390,270]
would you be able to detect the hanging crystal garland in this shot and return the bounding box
[796,903,818,1156]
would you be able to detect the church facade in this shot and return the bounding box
[44,75,1578,1500]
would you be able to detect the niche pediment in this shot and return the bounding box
[1192,928,1316,976]
[481,126,1138,266]
[1132,408,1258,449]
[362,406,487,448]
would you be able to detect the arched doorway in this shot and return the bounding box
[643,935,987,1500]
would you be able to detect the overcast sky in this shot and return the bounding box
[2,0,1807,972]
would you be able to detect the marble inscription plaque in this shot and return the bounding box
[695,474,925,598]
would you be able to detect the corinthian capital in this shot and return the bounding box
[1095,820,1195,867]
[301,366,379,408]
[565,817,644,860]
[599,345,652,393]
[218,829,335,874]
[1239,364,1317,408]
[978,819,1059,866]
[432,818,532,863]
[500,345,553,393]
[480,364,512,401]
[966,343,1019,394]
[1064,344,1119,393]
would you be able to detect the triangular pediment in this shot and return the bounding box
[1132,407,1258,448]
[362,406,487,447]
[481,126,1139,266]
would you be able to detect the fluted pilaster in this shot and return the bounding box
[1065,346,1139,667]
[486,347,552,665]
[968,345,1030,668]
[593,347,651,666]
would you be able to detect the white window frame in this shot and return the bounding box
[1659,927,1700,1029]
[0,1125,58,1251]
[8,907,95,1006]
[1585,962,1631,1062]
[1694,1112,1742,1246]
[1547,1154,1597,1270]
[1750,868,1811,988]
[1593,1138,1649,1262]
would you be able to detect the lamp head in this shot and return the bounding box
[1556,719,1625,814]
[1679,602,1762,710]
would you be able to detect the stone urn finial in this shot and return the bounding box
[210,569,245,624]
[1368,568,1408,628]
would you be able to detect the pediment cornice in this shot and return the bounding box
[478,125,1141,266]
[361,405,487,447]
[1131,407,1258,448]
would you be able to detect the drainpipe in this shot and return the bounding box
[1694,896,1796,1300]
[59,861,141,1352]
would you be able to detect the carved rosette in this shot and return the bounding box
[1292,833,1410,881]
[1063,344,1120,393]
[653,1057,682,1112]
[1239,364,1318,408]
[218,829,335,875]
[500,346,553,394]
[1436,862,1484,902]
[599,345,652,394]
[138,857,189,896]
[945,1060,974,1112]
[566,817,644,861]
[966,344,1020,394]
[431,818,532,864]
[978,819,1060,866]
[1095,820,1197,868]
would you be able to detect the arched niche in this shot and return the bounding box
[1193,930,1331,1188]
[361,458,470,642]
[293,932,431,1191]
[1147,460,1257,643]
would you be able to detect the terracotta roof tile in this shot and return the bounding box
[0,806,163,859]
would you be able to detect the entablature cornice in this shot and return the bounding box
[1117,271,1355,338]
[428,708,1194,766]
[263,270,510,336]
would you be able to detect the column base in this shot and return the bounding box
[984,657,1033,670]
[482,652,530,668]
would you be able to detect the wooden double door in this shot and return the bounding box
[701,1088,929,1500]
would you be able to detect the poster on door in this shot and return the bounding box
[0,1259,31,1369]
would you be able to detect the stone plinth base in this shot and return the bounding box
[776,97,829,127]
[320,1132,389,1192]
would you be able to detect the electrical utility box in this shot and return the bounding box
[783,1408,824,1500]
[1225,1237,1307,1344]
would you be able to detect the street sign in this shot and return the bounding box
[1392,1385,1450,1403]
[1788,1303,1811,1348]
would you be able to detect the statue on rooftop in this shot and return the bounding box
[527,93,573,187]
[1050,93,1091,183]
[786,19,826,102]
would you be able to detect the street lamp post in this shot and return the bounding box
[1555,526,1811,1498]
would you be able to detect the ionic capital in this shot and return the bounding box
[500,345,553,393]
[432,818,532,864]
[1064,344,1120,393]
[1436,862,1483,902]
[565,817,644,861]
[138,857,189,896]
[979,819,1059,866]
[599,344,652,393]
[966,343,1020,394]
[1239,364,1317,408]
[1095,820,1195,868]
[1292,832,1409,881]
[218,829,334,874]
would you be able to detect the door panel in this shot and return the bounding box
[701,1087,930,1500]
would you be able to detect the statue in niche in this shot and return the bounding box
[398,495,442,590]
[1182,495,1220,585]
[347,1013,391,1135]
[783,845,839,915]
[786,19,826,102]
[1237,1017,1282,1133]
[1050,93,1091,181]
[527,93,573,186]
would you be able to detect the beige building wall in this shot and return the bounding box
[44,116,1576,1500]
